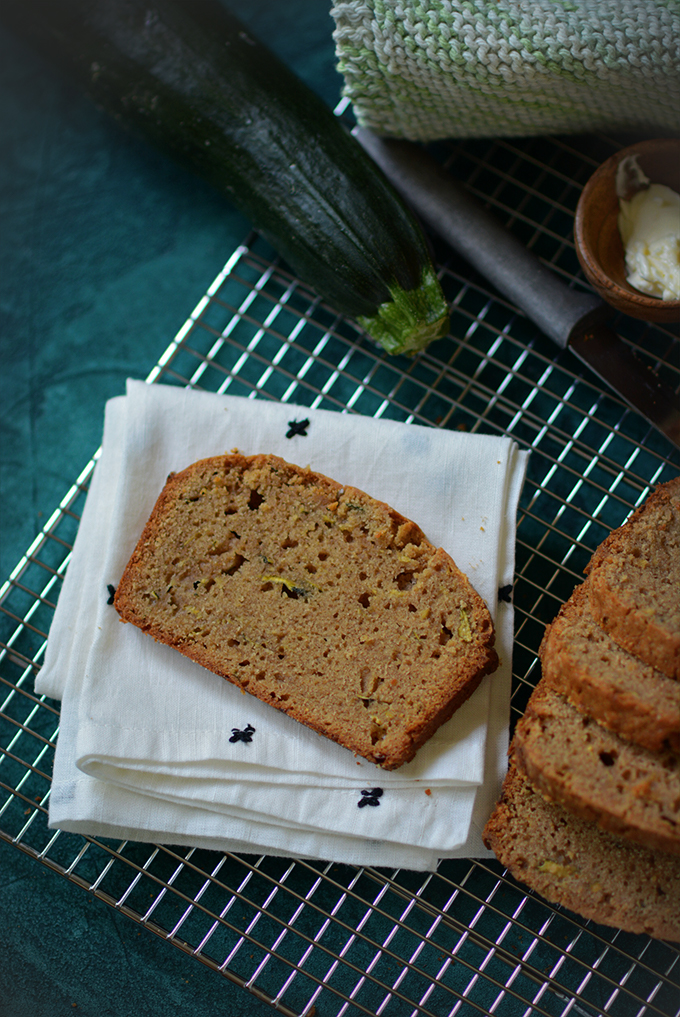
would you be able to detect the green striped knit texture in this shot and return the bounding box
[331,1,680,139]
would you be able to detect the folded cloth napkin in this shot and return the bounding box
[332,0,680,141]
[36,379,528,870]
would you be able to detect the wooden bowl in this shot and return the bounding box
[574,138,680,323]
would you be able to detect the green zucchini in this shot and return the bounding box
[3,0,449,355]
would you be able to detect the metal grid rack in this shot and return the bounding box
[2,131,680,1017]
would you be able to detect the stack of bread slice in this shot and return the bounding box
[483,476,680,941]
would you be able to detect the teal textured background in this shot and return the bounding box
[0,3,342,1014]
[0,0,343,584]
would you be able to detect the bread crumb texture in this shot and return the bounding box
[114,454,498,769]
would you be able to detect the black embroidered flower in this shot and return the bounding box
[286,418,310,438]
[229,723,255,744]
[107,584,116,605]
[498,584,513,603]
[358,787,383,808]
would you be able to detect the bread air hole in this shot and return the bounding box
[370,722,387,745]
[439,625,453,645]
[193,577,215,593]
[360,668,382,697]
[248,489,264,510]
[599,750,617,767]
[358,592,371,608]
[395,571,415,590]
[222,554,246,577]
[208,532,240,555]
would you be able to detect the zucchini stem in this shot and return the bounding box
[358,265,450,356]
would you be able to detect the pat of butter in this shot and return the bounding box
[618,183,680,301]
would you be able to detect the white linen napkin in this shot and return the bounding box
[37,379,528,869]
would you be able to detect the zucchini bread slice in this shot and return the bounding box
[539,580,680,753]
[586,476,680,680]
[511,679,680,856]
[483,761,680,941]
[114,453,498,769]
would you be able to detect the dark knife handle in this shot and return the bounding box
[354,129,606,349]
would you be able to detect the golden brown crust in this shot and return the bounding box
[586,476,680,680]
[539,581,680,752]
[115,453,498,769]
[483,762,680,941]
[511,680,680,856]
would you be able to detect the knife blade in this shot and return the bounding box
[353,129,680,450]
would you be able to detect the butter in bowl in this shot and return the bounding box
[574,138,680,323]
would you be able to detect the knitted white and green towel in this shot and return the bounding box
[332,1,680,140]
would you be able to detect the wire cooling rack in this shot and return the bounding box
[2,131,680,1017]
